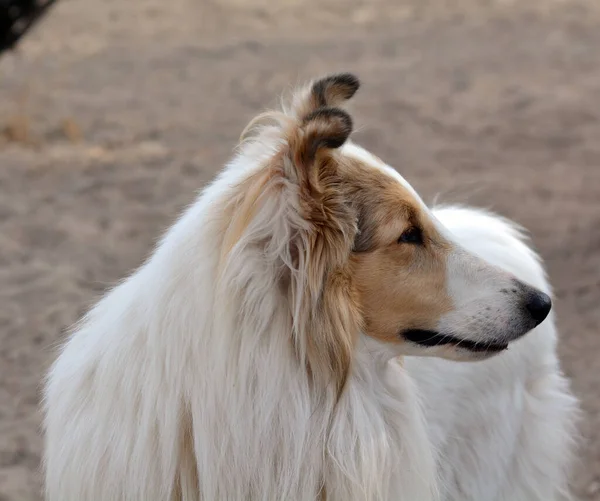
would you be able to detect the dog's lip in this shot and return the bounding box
[401,329,509,353]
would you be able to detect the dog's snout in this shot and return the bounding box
[524,291,552,325]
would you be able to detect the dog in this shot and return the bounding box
[43,73,578,501]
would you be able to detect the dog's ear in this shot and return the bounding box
[282,104,356,266]
[225,74,362,395]
[290,73,360,121]
[281,101,359,396]
[286,107,353,186]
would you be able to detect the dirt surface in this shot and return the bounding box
[1,0,599,499]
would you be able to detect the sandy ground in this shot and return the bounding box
[1,0,599,499]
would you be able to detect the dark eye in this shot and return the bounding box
[398,226,423,245]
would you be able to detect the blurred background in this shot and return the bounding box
[0,0,599,499]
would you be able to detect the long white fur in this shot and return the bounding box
[412,206,580,501]
[43,137,438,501]
[43,132,578,500]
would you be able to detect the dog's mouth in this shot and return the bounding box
[402,329,509,354]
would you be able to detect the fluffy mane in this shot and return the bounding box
[44,74,437,501]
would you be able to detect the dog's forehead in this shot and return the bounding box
[341,142,428,208]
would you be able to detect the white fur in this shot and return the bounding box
[43,135,578,501]
[408,206,580,501]
[43,143,437,501]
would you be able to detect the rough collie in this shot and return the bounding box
[44,73,578,501]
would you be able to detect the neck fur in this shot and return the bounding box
[133,166,438,500]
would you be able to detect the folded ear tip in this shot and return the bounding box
[303,107,352,126]
[323,111,353,149]
[325,73,360,96]
[304,107,353,138]
[302,107,353,155]
[312,73,361,108]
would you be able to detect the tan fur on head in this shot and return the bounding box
[230,73,454,392]
[284,78,360,394]
[232,70,528,392]
[339,160,454,343]
[231,74,363,394]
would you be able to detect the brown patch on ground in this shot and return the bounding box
[1,0,600,499]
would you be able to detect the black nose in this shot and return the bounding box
[525,291,552,325]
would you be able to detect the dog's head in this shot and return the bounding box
[229,73,551,391]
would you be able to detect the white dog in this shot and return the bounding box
[43,73,578,501]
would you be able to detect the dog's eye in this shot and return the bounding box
[398,226,423,245]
